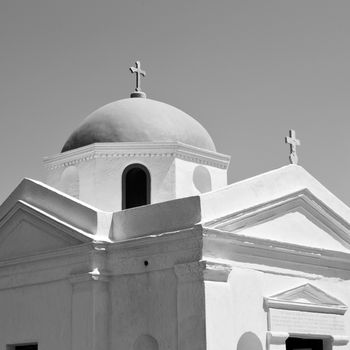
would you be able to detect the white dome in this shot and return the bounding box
[62,98,216,152]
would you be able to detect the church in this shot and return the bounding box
[1,61,350,350]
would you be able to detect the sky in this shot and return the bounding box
[0,0,349,205]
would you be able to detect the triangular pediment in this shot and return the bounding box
[265,284,347,314]
[0,201,91,260]
[205,189,350,252]
[0,178,113,240]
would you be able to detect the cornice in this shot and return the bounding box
[107,226,202,255]
[0,244,94,291]
[105,228,203,276]
[174,261,205,282]
[0,241,108,290]
[0,178,110,238]
[332,336,350,346]
[266,299,346,314]
[0,241,94,269]
[266,332,289,345]
[69,269,110,284]
[174,260,232,283]
[206,189,349,231]
[266,332,350,347]
[205,189,350,247]
[204,228,350,273]
[0,200,93,245]
[264,283,348,315]
[43,142,230,170]
[203,260,232,282]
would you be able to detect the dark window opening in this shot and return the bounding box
[8,344,38,350]
[122,164,151,209]
[286,337,323,350]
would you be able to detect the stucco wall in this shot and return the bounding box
[94,156,175,211]
[47,156,176,212]
[46,156,228,212]
[175,159,227,198]
[0,280,72,349]
[109,269,178,350]
[44,143,229,212]
[205,266,350,350]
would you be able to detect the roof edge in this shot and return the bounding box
[199,165,350,223]
[0,178,113,239]
[111,195,202,241]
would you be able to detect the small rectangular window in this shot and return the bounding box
[286,337,323,350]
[7,344,38,350]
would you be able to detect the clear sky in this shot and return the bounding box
[0,0,349,205]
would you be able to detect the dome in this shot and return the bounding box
[61,98,216,152]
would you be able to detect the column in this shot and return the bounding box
[174,261,206,350]
[69,272,109,350]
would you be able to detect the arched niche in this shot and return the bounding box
[237,332,263,350]
[122,163,151,209]
[193,165,212,193]
[60,166,79,198]
[133,335,159,350]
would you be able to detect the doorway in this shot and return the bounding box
[286,337,323,350]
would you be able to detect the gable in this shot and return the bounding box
[265,283,347,315]
[0,178,113,240]
[205,190,350,253]
[0,202,90,260]
[227,210,349,252]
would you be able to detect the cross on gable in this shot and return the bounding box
[285,129,301,165]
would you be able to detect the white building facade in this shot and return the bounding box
[0,89,349,350]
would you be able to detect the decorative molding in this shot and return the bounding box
[0,201,91,245]
[205,189,350,245]
[203,188,350,272]
[103,229,202,277]
[107,228,202,264]
[332,335,350,346]
[204,227,350,274]
[69,269,110,284]
[267,332,350,348]
[266,299,346,315]
[0,178,110,238]
[266,286,347,349]
[175,260,232,283]
[266,331,289,345]
[43,142,230,170]
[0,247,93,291]
[203,261,232,282]
[264,284,347,315]
[174,261,205,282]
[0,242,93,270]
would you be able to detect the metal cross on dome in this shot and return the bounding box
[129,61,146,93]
[285,129,301,165]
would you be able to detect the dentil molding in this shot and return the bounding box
[43,142,230,170]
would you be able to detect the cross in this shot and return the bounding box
[285,129,301,165]
[129,61,146,92]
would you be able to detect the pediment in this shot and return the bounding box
[0,201,91,260]
[205,190,350,252]
[265,284,347,314]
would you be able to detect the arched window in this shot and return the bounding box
[122,164,151,209]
